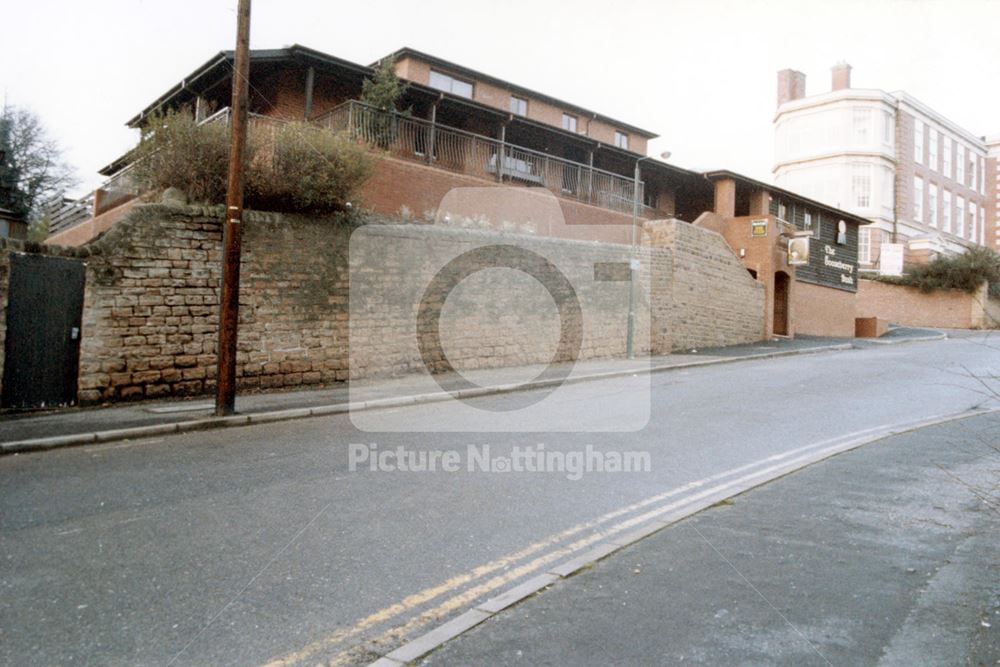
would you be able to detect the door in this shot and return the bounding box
[773,271,789,336]
[2,254,86,409]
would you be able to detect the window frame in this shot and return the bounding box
[561,113,578,132]
[428,69,474,99]
[509,95,528,117]
[614,130,629,150]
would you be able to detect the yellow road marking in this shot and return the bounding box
[262,429,887,667]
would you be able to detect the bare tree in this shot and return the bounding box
[0,105,77,221]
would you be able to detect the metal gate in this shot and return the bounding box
[2,254,86,409]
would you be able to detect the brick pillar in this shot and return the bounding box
[749,189,769,216]
[832,62,852,91]
[777,69,806,107]
[714,178,736,219]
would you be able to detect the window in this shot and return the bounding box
[928,183,937,227]
[852,163,871,208]
[858,227,871,264]
[803,211,813,234]
[853,107,871,145]
[913,175,924,221]
[956,145,965,184]
[979,158,986,194]
[562,113,577,132]
[943,137,952,177]
[614,131,629,150]
[914,119,924,163]
[509,95,527,116]
[970,205,977,241]
[778,201,787,221]
[970,154,977,189]
[942,190,952,233]
[981,206,986,244]
[928,131,938,171]
[881,110,893,145]
[429,70,473,98]
[956,195,966,237]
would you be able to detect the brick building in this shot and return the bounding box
[49,44,870,340]
[774,63,996,272]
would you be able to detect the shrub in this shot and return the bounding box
[874,245,1000,294]
[248,121,374,213]
[132,109,234,205]
[132,110,373,214]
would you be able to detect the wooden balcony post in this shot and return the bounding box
[303,66,315,120]
[497,123,506,183]
[427,100,437,165]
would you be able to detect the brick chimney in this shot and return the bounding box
[832,61,852,91]
[777,69,806,107]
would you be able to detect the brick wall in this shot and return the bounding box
[793,281,857,337]
[856,278,988,329]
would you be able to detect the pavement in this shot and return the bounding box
[419,410,1000,667]
[0,326,944,453]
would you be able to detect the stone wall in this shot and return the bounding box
[856,278,989,329]
[0,204,766,405]
[644,219,765,349]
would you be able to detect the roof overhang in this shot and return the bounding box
[703,169,870,226]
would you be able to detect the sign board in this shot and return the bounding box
[880,244,904,276]
[751,218,768,237]
[787,236,810,266]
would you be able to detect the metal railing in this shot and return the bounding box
[315,101,646,215]
[67,101,661,235]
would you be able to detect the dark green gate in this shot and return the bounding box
[2,254,86,409]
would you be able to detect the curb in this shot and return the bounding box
[860,332,947,345]
[364,405,998,666]
[1,343,855,455]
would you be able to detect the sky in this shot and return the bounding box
[4,0,1000,198]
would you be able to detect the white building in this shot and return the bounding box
[773,63,994,272]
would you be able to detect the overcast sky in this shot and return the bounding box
[5,0,1000,197]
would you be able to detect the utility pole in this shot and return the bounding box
[215,0,251,416]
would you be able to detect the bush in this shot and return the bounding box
[132,110,373,214]
[874,245,1000,294]
[132,109,234,205]
[247,122,374,213]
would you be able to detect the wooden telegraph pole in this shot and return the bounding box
[215,0,251,416]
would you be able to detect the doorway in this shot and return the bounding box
[773,271,790,336]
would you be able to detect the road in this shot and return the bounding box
[1,334,998,666]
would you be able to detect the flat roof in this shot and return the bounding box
[378,47,658,139]
[703,169,870,226]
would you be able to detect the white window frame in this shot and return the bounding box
[913,119,924,164]
[956,195,966,237]
[928,130,938,172]
[913,175,924,222]
[562,113,577,132]
[852,163,871,208]
[509,95,528,116]
[928,182,937,227]
[956,144,965,184]
[429,69,473,98]
[942,190,952,233]
[858,227,871,264]
[614,131,629,150]
[942,136,952,177]
[970,204,977,241]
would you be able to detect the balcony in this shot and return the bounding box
[82,101,663,230]
[315,101,654,216]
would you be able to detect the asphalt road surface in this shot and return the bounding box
[2,334,999,666]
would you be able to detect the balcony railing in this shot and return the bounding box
[78,101,660,232]
[315,101,646,215]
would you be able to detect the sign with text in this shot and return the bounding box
[751,218,768,237]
